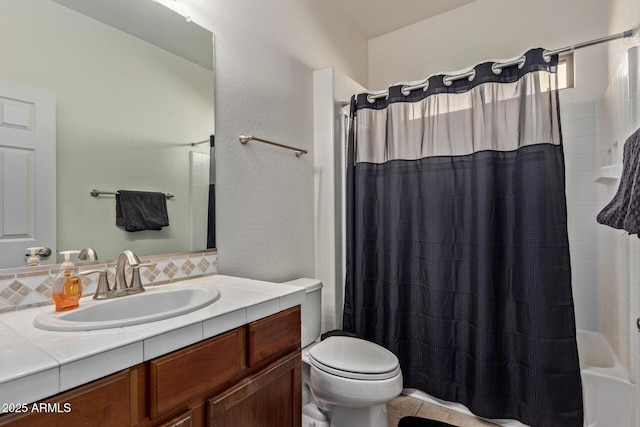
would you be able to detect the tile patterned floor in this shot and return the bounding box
[387,395,499,427]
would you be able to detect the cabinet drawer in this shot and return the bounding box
[247,306,300,367]
[149,329,244,418]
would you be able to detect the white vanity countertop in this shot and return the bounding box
[0,275,305,407]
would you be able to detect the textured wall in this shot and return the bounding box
[179,0,368,282]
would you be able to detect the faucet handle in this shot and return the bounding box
[78,269,110,300]
[130,263,155,293]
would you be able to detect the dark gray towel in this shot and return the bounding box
[597,127,640,236]
[116,190,169,232]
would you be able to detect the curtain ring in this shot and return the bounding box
[366,91,389,104]
[492,56,526,74]
[542,50,552,63]
[401,81,429,96]
[467,69,477,82]
[443,69,476,86]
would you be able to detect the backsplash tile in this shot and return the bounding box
[0,250,217,313]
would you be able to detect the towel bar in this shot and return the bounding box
[238,134,307,157]
[90,189,174,199]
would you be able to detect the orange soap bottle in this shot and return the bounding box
[51,250,82,312]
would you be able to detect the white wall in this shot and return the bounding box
[597,46,639,381]
[177,0,368,282]
[608,0,640,425]
[562,100,601,332]
[608,0,640,77]
[368,0,608,103]
[314,67,365,331]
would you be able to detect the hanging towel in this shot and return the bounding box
[116,190,169,232]
[597,127,640,236]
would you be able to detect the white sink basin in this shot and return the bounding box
[34,285,220,331]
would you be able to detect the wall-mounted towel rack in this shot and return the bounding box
[191,135,215,147]
[238,134,308,157]
[90,189,175,199]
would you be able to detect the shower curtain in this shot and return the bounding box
[343,48,583,427]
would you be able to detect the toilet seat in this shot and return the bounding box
[308,336,401,381]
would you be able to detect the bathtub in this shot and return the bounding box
[577,329,636,427]
[404,330,637,427]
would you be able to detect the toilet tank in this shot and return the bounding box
[282,278,322,347]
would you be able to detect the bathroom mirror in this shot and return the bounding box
[0,0,215,268]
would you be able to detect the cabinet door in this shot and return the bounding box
[0,369,134,427]
[207,351,301,427]
[157,408,195,427]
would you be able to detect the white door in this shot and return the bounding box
[0,80,56,268]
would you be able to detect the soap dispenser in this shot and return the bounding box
[51,250,82,312]
[25,247,45,266]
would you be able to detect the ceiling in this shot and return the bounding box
[325,0,478,39]
[52,0,213,70]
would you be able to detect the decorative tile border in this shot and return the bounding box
[0,250,218,313]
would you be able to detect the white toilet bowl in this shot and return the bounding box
[308,336,403,427]
[282,279,403,427]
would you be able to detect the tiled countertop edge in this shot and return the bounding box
[0,275,305,407]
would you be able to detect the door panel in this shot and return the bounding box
[0,80,56,267]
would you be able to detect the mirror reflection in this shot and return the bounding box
[0,0,215,269]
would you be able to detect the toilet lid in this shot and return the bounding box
[308,336,401,380]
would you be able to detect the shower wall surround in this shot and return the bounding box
[598,46,640,381]
[564,46,640,382]
[562,99,600,332]
[0,251,218,313]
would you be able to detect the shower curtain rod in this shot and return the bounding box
[366,28,636,102]
[544,28,635,57]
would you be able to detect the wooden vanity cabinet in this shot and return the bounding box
[0,369,136,427]
[0,306,301,427]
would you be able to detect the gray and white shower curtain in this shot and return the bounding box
[343,48,583,427]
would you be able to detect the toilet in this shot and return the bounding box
[283,279,403,427]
